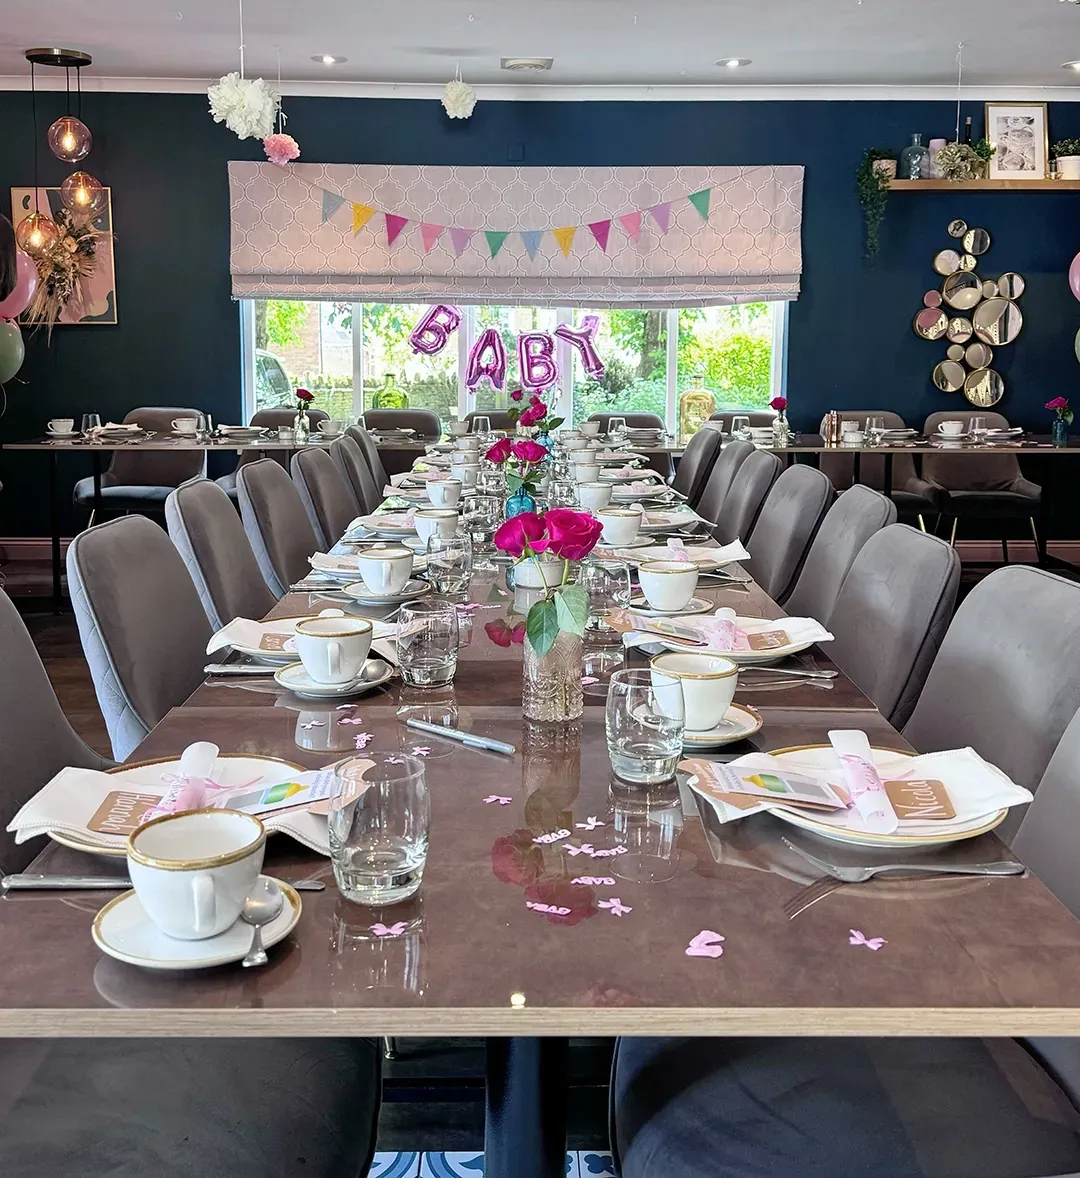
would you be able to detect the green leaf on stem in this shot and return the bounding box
[546,417,565,431]
[554,584,589,636]
[526,598,561,657]
[506,472,523,494]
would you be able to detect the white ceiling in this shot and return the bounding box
[3,0,1080,92]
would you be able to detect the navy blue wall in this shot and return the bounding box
[3,91,1080,537]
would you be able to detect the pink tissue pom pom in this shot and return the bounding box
[263,133,300,166]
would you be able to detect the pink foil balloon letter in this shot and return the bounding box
[555,315,605,380]
[518,331,559,391]
[465,327,507,393]
[409,304,462,356]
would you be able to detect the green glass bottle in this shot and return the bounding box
[371,372,409,410]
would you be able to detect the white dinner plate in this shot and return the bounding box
[628,594,713,617]
[45,431,80,439]
[639,511,700,533]
[219,616,315,663]
[342,578,430,606]
[683,704,763,749]
[642,616,827,664]
[92,876,301,970]
[353,515,418,537]
[274,658,395,699]
[613,487,668,503]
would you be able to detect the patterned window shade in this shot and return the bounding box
[229,162,804,308]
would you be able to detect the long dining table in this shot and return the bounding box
[6,516,1080,1177]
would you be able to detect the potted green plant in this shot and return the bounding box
[1052,139,1080,180]
[856,148,896,260]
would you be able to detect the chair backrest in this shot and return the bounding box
[362,409,442,441]
[331,435,382,515]
[694,440,754,527]
[291,447,357,549]
[464,410,515,432]
[587,412,665,431]
[708,411,776,431]
[66,516,212,760]
[236,458,320,598]
[713,449,781,544]
[744,466,834,602]
[816,410,918,493]
[107,407,206,487]
[0,586,111,872]
[165,479,276,630]
[828,525,960,727]
[784,485,898,622]
[671,427,722,505]
[903,565,1080,842]
[346,425,389,488]
[921,410,1021,490]
[235,408,330,473]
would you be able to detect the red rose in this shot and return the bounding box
[493,511,548,558]
[543,507,602,562]
[511,439,547,464]
[492,830,544,887]
[485,437,514,464]
[510,388,524,402]
[530,394,545,407]
[1046,396,1069,410]
[295,388,314,403]
[484,619,513,648]
[518,403,546,427]
[769,396,787,412]
[510,621,526,645]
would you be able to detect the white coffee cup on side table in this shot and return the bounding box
[414,509,459,545]
[355,546,414,597]
[48,418,75,435]
[450,460,481,487]
[427,479,463,508]
[938,420,965,437]
[638,560,699,612]
[294,616,373,683]
[597,508,642,546]
[572,462,602,483]
[318,419,344,436]
[650,652,738,732]
[172,418,198,435]
[454,436,481,452]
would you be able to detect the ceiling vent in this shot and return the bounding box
[500,57,553,72]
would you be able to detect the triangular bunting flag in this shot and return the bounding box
[449,227,474,258]
[552,226,577,258]
[648,202,673,233]
[385,213,409,246]
[351,203,375,234]
[688,188,712,221]
[322,190,346,223]
[420,223,444,253]
[521,230,543,260]
[485,230,510,259]
[587,219,612,253]
[618,211,643,242]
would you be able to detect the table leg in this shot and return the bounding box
[92,452,103,523]
[883,453,893,497]
[49,451,62,613]
[852,451,862,485]
[485,1037,568,1178]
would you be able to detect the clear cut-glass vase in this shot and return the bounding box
[523,630,584,723]
[293,407,310,443]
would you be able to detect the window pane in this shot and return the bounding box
[473,306,559,413]
[361,304,458,427]
[252,301,354,420]
[569,310,667,428]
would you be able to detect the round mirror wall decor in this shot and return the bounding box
[963,227,991,255]
[981,279,999,298]
[973,298,1023,346]
[946,317,973,343]
[963,368,1005,407]
[933,360,968,393]
[997,272,1026,299]
[942,271,983,310]
[946,344,965,361]
[947,219,968,238]
[934,249,963,276]
[923,290,942,308]
[913,308,949,340]
[959,254,978,272]
[965,341,994,368]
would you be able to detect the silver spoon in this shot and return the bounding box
[241,878,284,968]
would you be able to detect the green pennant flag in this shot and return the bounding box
[688,188,712,221]
[485,230,510,259]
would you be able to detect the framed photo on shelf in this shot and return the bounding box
[984,102,1049,179]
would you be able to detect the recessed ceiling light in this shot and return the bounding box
[716,57,751,69]
[1063,60,1080,70]
[501,57,554,71]
[312,54,347,65]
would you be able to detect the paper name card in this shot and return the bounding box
[747,629,790,651]
[884,778,955,821]
[87,791,166,836]
[259,632,294,652]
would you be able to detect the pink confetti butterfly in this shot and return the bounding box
[686,930,725,959]
[354,732,374,749]
[572,876,616,886]
[565,843,595,857]
[598,897,633,917]
[299,721,325,729]
[371,922,408,937]
[484,795,513,805]
[575,817,604,830]
[849,929,887,951]
[411,746,431,757]
[338,716,366,725]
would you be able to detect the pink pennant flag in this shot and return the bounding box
[449,227,474,258]
[648,202,673,233]
[385,213,409,246]
[420,223,444,253]
[587,219,612,252]
[618,211,643,242]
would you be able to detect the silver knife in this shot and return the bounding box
[204,664,277,676]
[2,875,327,892]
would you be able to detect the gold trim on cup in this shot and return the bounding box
[639,561,700,575]
[651,653,738,680]
[127,808,266,871]
[294,617,373,640]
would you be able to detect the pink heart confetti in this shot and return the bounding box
[575,816,604,830]
[371,922,408,937]
[410,746,431,757]
[299,721,326,729]
[849,929,887,951]
[572,876,615,886]
[484,795,513,805]
[565,843,595,857]
[686,930,725,958]
[533,828,571,845]
[354,732,374,749]
[581,676,600,685]
[338,716,366,725]
[598,897,633,917]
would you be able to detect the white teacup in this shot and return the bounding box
[450,461,481,488]
[318,419,344,435]
[48,418,74,434]
[843,430,866,445]
[597,509,642,546]
[650,652,738,732]
[841,420,861,434]
[172,418,198,435]
[294,616,373,683]
[938,420,965,436]
[448,420,469,437]
[572,463,602,483]
[454,436,481,452]
[638,560,699,612]
[127,809,265,940]
[577,482,613,512]
[355,546,414,598]
[414,509,459,545]
[426,479,463,508]
[580,421,601,437]
[562,436,589,452]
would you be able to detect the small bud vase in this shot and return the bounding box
[505,486,537,518]
[293,408,310,443]
[1053,418,1069,446]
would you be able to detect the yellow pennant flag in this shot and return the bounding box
[352,203,375,235]
[552,226,577,258]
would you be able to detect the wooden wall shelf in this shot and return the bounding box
[887,178,1080,191]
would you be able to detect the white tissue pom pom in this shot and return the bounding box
[208,72,280,140]
[441,77,477,120]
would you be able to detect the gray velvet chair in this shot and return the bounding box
[237,458,320,598]
[331,436,382,515]
[216,408,330,499]
[903,565,1080,844]
[66,516,212,760]
[165,478,276,629]
[784,485,897,623]
[826,524,960,726]
[291,448,358,549]
[694,440,753,529]
[346,425,390,490]
[464,410,515,432]
[744,465,833,602]
[713,448,781,545]
[671,425,722,506]
[362,409,441,442]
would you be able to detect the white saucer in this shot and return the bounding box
[46,430,80,439]
[629,595,713,617]
[93,876,301,970]
[682,703,763,749]
[596,534,654,550]
[274,658,396,698]
[342,578,430,606]
[612,488,662,502]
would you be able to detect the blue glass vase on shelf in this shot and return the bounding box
[505,486,537,518]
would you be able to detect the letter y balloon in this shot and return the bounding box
[556,315,605,380]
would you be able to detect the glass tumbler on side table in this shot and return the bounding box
[81,412,101,437]
[865,416,885,445]
[606,668,685,785]
[730,415,750,440]
[397,600,459,688]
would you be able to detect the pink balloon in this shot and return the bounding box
[0,251,39,321]
[517,332,559,391]
[1070,254,1080,303]
[409,304,461,356]
[555,315,605,380]
[465,327,507,394]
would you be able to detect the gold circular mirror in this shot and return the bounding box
[933,360,968,392]
[962,227,991,255]
[946,316,973,343]
[964,368,1005,407]
[959,254,978,272]
[946,343,965,361]
[947,219,968,238]
[924,290,943,308]
[981,279,999,298]
[942,271,983,310]
[997,272,1026,299]
[965,341,994,368]
[973,298,1023,345]
[913,308,949,340]
[934,249,963,276]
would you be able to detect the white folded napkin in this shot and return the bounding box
[605,539,750,569]
[355,512,417,531]
[95,422,142,434]
[622,608,832,653]
[207,611,398,656]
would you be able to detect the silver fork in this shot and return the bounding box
[782,876,845,920]
[781,837,1026,883]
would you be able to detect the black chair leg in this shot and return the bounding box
[1001,538,1009,565]
[1030,518,1047,567]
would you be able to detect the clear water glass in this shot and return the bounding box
[426,532,473,595]
[328,752,430,905]
[476,468,506,497]
[550,477,578,508]
[472,415,491,441]
[608,416,627,440]
[866,416,884,444]
[581,559,632,629]
[81,412,101,436]
[605,668,685,785]
[462,495,502,548]
[397,600,459,688]
[970,416,987,439]
[731,415,750,440]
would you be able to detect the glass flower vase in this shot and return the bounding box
[523,630,584,723]
[293,408,310,443]
[505,486,536,518]
[1053,418,1069,446]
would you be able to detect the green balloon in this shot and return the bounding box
[1075,326,1080,364]
[0,321,24,384]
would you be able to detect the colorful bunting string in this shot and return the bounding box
[420,223,443,253]
[351,202,375,234]
[485,230,509,259]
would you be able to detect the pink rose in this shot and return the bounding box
[484,619,513,648]
[770,396,788,411]
[1046,396,1069,410]
[485,437,513,464]
[295,388,314,404]
[493,512,548,558]
[510,388,524,402]
[543,508,603,562]
[511,439,547,464]
[530,394,544,407]
[518,403,546,427]
[510,621,526,645]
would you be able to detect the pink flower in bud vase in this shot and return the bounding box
[770,396,788,412]
[295,388,314,404]
[543,508,603,561]
[493,511,548,558]
[510,388,524,402]
[485,437,513,464]
[511,439,547,464]
[518,403,546,428]
[530,394,544,406]
[1046,396,1070,410]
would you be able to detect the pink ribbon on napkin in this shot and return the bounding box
[666,537,691,562]
[148,771,261,817]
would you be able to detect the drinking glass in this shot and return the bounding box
[730,415,750,440]
[549,476,578,508]
[970,416,987,439]
[581,559,632,630]
[607,416,627,440]
[81,412,101,436]
[425,532,473,595]
[397,600,459,688]
[472,415,491,441]
[328,752,430,905]
[610,777,682,883]
[605,668,685,785]
[194,412,209,440]
[865,416,885,445]
[462,494,502,550]
[476,467,506,498]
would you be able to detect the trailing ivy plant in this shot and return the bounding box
[856,148,895,261]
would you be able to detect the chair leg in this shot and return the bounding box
[948,517,958,546]
[382,1036,398,1060]
[87,509,96,528]
[917,514,926,533]
[1030,518,1047,567]
[1001,538,1009,565]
